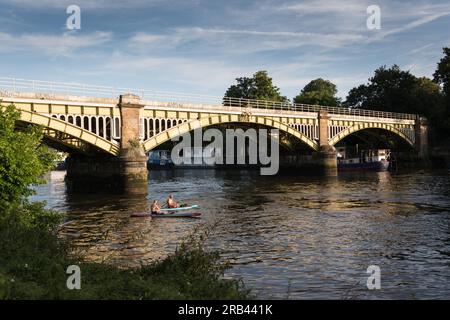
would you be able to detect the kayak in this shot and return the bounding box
[152,212,201,218]
[130,212,201,218]
[160,204,199,212]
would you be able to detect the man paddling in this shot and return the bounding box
[150,200,161,214]
[166,194,180,208]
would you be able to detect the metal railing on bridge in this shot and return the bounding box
[0,77,417,120]
[221,97,417,120]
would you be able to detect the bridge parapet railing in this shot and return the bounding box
[0,77,417,120]
[0,77,119,98]
[220,97,417,120]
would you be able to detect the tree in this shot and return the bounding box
[0,104,56,207]
[413,77,442,111]
[344,65,420,113]
[344,65,443,115]
[343,84,371,109]
[433,47,450,96]
[344,64,449,138]
[433,47,450,135]
[293,78,341,106]
[224,71,287,102]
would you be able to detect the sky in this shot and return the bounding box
[0,0,449,100]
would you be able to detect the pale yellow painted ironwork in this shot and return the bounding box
[328,122,414,146]
[1,90,418,156]
[142,114,319,152]
[16,109,120,155]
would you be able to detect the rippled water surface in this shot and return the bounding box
[31,169,450,299]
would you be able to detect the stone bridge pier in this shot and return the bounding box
[279,110,338,175]
[315,110,338,175]
[66,94,148,194]
[415,116,429,161]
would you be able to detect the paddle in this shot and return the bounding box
[160,201,168,209]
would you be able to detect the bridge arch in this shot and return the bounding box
[328,122,415,147]
[18,109,119,155]
[142,114,319,152]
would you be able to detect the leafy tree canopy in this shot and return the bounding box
[344,64,449,135]
[293,78,341,106]
[224,71,287,102]
[344,65,443,114]
[434,47,450,96]
[432,47,450,134]
[0,104,56,208]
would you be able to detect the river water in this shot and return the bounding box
[31,169,450,299]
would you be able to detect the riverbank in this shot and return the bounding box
[0,105,250,300]
[0,202,250,299]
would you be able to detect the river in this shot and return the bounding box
[31,169,450,299]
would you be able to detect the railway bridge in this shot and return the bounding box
[0,78,427,193]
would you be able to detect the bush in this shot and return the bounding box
[0,104,57,208]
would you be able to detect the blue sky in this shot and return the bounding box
[0,0,449,99]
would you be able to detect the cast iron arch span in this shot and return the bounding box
[328,122,414,147]
[17,109,120,155]
[142,114,319,152]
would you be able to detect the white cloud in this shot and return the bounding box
[279,0,369,15]
[94,48,361,99]
[279,0,450,41]
[0,31,112,56]
[368,11,450,41]
[128,27,365,56]
[128,32,184,50]
[101,53,250,91]
[1,0,164,9]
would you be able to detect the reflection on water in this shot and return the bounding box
[31,169,450,299]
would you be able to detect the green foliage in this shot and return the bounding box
[293,78,341,106]
[344,65,448,135]
[224,70,287,102]
[345,65,419,111]
[0,104,57,208]
[432,47,450,135]
[0,202,68,299]
[434,47,450,96]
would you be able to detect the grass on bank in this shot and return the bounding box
[0,202,250,300]
[0,104,250,299]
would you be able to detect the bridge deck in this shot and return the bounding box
[0,77,417,120]
[0,77,420,155]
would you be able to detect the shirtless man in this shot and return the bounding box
[150,200,161,214]
[166,194,179,208]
